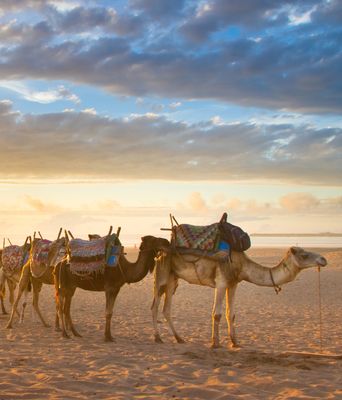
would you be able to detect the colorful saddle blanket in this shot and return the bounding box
[172,223,220,251]
[1,245,28,275]
[69,233,122,275]
[31,239,52,267]
[69,237,107,275]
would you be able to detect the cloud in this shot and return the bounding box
[0,2,340,113]
[279,193,320,212]
[0,81,80,104]
[131,0,186,19]
[188,192,209,213]
[0,103,340,184]
[24,195,64,213]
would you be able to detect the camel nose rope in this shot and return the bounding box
[317,266,323,352]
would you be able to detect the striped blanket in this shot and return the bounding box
[69,237,106,275]
[172,223,220,251]
[1,245,28,275]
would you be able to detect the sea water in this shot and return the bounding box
[251,236,341,248]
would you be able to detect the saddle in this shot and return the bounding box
[1,245,29,276]
[68,234,122,276]
[31,239,51,267]
[171,213,251,255]
[172,223,219,251]
[30,239,66,278]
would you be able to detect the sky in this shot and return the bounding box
[0,0,341,245]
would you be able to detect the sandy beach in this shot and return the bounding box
[0,246,341,399]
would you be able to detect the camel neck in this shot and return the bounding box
[240,255,300,287]
[119,248,155,284]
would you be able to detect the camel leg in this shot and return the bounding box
[0,294,6,314]
[211,286,226,348]
[152,290,163,343]
[6,279,20,317]
[31,279,50,327]
[59,291,71,338]
[64,291,81,337]
[19,285,30,324]
[162,274,184,343]
[54,265,70,338]
[226,285,240,348]
[0,272,7,314]
[104,287,120,342]
[6,265,30,328]
[55,301,61,331]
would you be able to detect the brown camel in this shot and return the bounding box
[152,246,327,348]
[55,235,169,341]
[6,232,66,330]
[0,239,31,319]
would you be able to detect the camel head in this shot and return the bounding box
[140,236,170,272]
[139,236,170,252]
[288,247,327,269]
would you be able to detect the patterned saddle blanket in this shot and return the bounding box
[172,223,220,251]
[68,235,122,275]
[30,239,66,277]
[1,245,29,275]
[31,239,52,267]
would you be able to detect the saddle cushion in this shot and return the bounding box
[172,223,219,251]
[69,237,106,275]
[1,245,27,275]
[31,239,52,267]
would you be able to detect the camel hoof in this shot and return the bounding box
[55,326,62,332]
[154,334,164,344]
[6,323,13,329]
[73,332,82,338]
[2,310,8,315]
[176,336,185,344]
[62,332,70,339]
[210,343,222,349]
[105,336,115,343]
[231,342,241,349]
[43,324,51,328]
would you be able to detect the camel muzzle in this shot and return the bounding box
[317,257,327,267]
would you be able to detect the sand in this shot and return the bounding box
[0,247,341,399]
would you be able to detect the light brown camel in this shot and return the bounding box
[6,232,66,330]
[55,235,169,341]
[152,246,327,348]
[0,239,31,319]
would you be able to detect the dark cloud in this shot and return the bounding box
[0,102,340,184]
[180,0,320,41]
[130,0,186,19]
[46,6,145,37]
[0,1,341,113]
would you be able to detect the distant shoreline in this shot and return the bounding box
[251,233,342,237]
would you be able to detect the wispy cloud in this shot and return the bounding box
[0,81,80,104]
[0,102,340,184]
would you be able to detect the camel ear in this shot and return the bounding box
[290,246,299,255]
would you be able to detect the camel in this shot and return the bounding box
[152,246,327,348]
[55,235,169,341]
[6,232,66,330]
[0,239,31,319]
